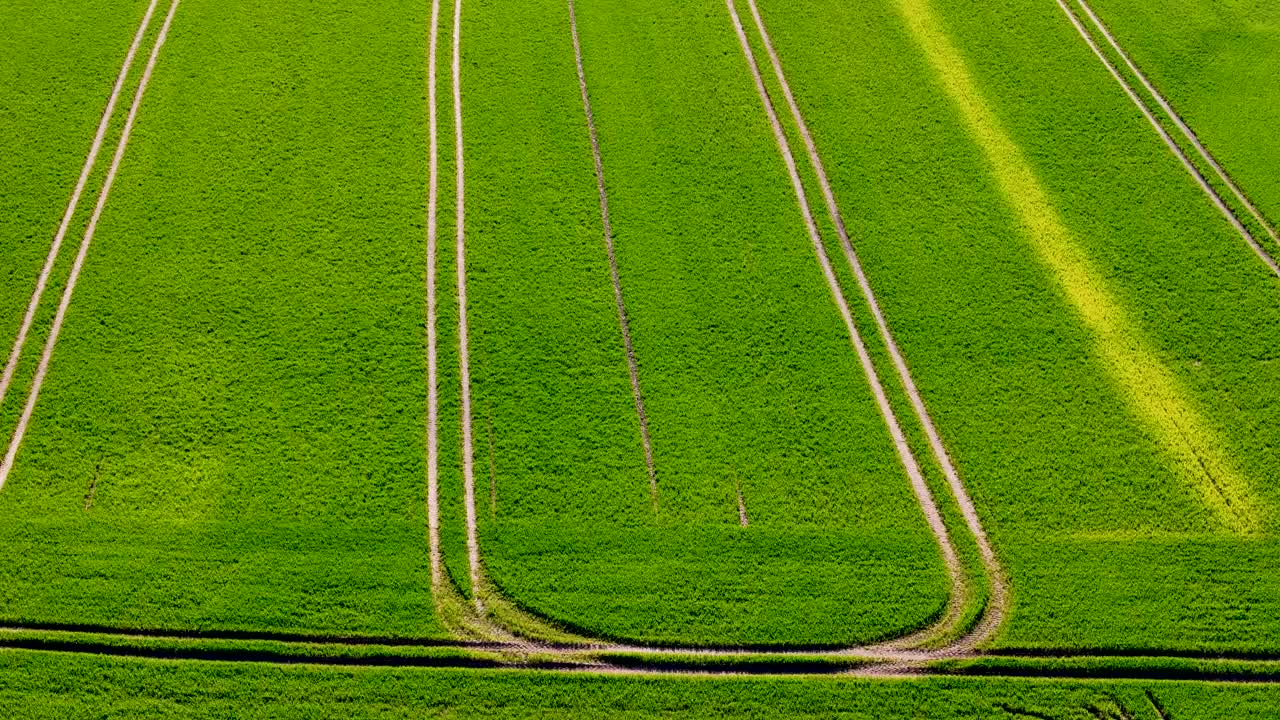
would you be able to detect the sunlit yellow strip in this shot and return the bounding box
[892,0,1260,534]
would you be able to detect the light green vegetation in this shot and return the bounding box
[1,650,1277,718]
[1084,0,1280,245]
[750,0,1280,652]
[0,0,445,638]
[462,0,950,646]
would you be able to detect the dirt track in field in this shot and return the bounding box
[738,0,1010,653]
[0,0,182,491]
[1072,0,1280,252]
[727,0,990,652]
[0,0,161,413]
[439,0,996,662]
[425,0,444,590]
[568,0,660,511]
[452,0,485,614]
[1057,0,1280,278]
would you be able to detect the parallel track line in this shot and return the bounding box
[452,0,483,613]
[0,0,161,411]
[1056,0,1279,278]
[724,0,968,648]
[1072,0,1280,251]
[0,0,182,490]
[426,0,443,589]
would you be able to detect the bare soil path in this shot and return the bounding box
[0,0,161,412]
[724,0,968,648]
[1057,0,1280,278]
[738,0,1008,651]
[567,0,660,511]
[0,0,182,491]
[1073,0,1280,254]
[425,0,443,591]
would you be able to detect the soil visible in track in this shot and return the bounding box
[0,0,182,490]
[0,0,161,412]
[1057,0,1280,278]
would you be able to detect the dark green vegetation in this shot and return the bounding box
[0,0,445,638]
[463,0,950,646]
[3,650,1280,717]
[1085,0,1280,247]
[750,0,1280,652]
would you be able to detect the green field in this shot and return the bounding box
[463,0,951,647]
[0,0,1277,710]
[4,650,1280,718]
[744,0,1280,652]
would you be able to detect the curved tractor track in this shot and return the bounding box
[433,0,1009,670]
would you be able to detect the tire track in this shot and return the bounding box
[453,0,990,654]
[0,624,1277,684]
[426,0,443,591]
[0,0,182,491]
[739,0,1011,650]
[724,0,969,648]
[735,0,1016,650]
[1073,0,1280,252]
[452,0,483,614]
[0,0,161,412]
[1056,0,1280,278]
[567,0,660,511]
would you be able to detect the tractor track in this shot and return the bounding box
[732,0,1010,652]
[1055,0,1280,278]
[438,0,1000,660]
[0,0,182,491]
[568,0,659,510]
[0,0,161,413]
[0,625,1277,683]
[722,0,971,650]
[452,0,484,614]
[425,0,443,591]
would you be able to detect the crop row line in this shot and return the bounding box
[567,0,660,511]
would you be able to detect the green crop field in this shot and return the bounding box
[0,0,1277,711]
[0,0,445,638]
[744,0,1280,654]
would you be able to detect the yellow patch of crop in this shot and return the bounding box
[892,0,1261,534]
